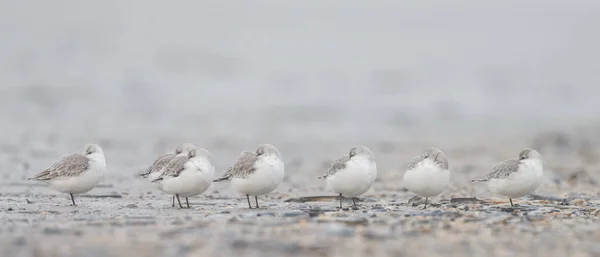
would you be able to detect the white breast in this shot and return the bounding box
[231,156,284,196]
[160,158,215,198]
[326,157,377,198]
[402,159,449,197]
[487,159,543,198]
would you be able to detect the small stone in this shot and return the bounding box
[351,206,360,210]
[366,211,376,218]
[457,205,469,211]
[334,217,369,225]
[7,207,13,211]
[220,210,231,214]
[570,199,585,206]
[325,224,355,237]
[125,204,137,208]
[42,228,64,235]
[282,210,304,217]
[256,212,276,217]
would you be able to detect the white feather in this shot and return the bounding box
[231,156,284,196]
[325,157,377,197]
[487,159,543,198]
[402,158,449,197]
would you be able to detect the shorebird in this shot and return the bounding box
[318,145,377,209]
[152,148,215,208]
[214,144,284,209]
[140,143,195,206]
[402,147,450,209]
[28,144,106,206]
[471,148,544,207]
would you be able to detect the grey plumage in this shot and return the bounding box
[406,147,449,171]
[472,158,520,182]
[471,148,541,183]
[214,151,258,182]
[319,145,374,179]
[153,155,189,181]
[142,143,196,178]
[406,155,425,171]
[140,153,175,178]
[29,154,90,181]
[318,155,350,179]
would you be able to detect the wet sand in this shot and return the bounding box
[1,127,599,257]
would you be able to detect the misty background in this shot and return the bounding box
[0,1,599,155]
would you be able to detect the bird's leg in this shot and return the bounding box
[423,197,428,209]
[186,197,190,208]
[172,196,175,207]
[255,196,259,209]
[246,194,252,209]
[339,193,343,209]
[70,193,76,206]
[175,194,183,208]
[509,198,514,207]
[352,198,357,207]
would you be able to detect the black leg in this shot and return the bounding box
[172,196,175,207]
[423,197,428,209]
[339,193,343,209]
[175,194,183,208]
[246,194,252,209]
[186,197,190,208]
[352,198,357,207]
[509,198,514,207]
[255,196,259,209]
[70,193,76,206]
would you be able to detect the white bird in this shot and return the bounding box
[318,145,377,209]
[471,148,544,207]
[140,143,195,206]
[28,144,106,206]
[213,144,284,209]
[152,148,215,208]
[402,147,450,209]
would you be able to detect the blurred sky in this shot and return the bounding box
[0,0,599,143]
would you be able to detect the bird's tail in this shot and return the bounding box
[317,175,326,180]
[151,177,163,182]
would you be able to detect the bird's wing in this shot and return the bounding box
[29,154,90,181]
[319,155,350,179]
[214,151,258,181]
[159,155,190,178]
[140,153,175,178]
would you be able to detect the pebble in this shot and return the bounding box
[334,217,369,225]
[282,210,304,217]
[570,199,585,206]
[125,204,137,208]
[325,223,355,237]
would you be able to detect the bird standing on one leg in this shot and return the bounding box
[28,144,106,206]
[471,148,544,207]
[402,148,450,209]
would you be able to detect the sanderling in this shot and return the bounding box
[140,143,195,206]
[318,145,377,209]
[213,144,284,209]
[471,148,544,207]
[28,144,106,206]
[402,147,450,209]
[152,148,215,208]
